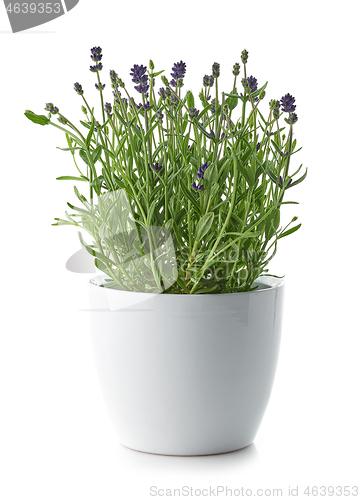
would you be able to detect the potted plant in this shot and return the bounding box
[25,47,306,456]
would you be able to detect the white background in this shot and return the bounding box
[1,1,360,499]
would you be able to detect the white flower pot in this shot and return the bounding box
[89,276,284,456]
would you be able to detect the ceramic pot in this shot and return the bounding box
[89,275,284,456]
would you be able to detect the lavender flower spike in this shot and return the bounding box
[280,93,296,113]
[130,64,149,94]
[91,46,103,62]
[191,181,204,191]
[188,107,199,120]
[90,63,103,73]
[285,112,298,125]
[232,63,240,76]
[95,82,106,91]
[196,162,210,180]
[45,103,59,114]
[104,102,112,118]
[149,162,163,172]
[74,82,84,95]
[241,49,249,64]
[170,60,186,87]
[203,75,214,87]
[212,62,220,78]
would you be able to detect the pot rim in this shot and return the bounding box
[89,274,284,297]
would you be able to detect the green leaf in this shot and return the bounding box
[287,168,308,189]
[278,223,302,239]
[226,88,238,111]
[94,258,108,273]
[251,81,268,99]
[195,119,215,140]
[24,110,50,126]
[186,91,195,109]
[195,212,214,242]
[237,157,255,186]
[204,164,218,185]
[86,118,95,148]
[101,145,116,160]
[79,149,89,165]
[271,140,283,155]
[90,175,104,191]
[52,218,74,226]
[91,145,102,164]
[144,121,159,143]
[265,208,280,239]
[56,176,87,182]
[179,179,201,215]
[57,147,82,152]
[153,70,164,77]
[80,120,91,130]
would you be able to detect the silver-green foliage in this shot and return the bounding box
[25,52,306,294]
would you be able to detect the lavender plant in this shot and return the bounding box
[25,47,306,294]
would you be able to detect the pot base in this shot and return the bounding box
[121,443,252,457]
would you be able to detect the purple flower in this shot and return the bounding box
[45,103,59,114]
[241,76,259,101]
[188,106,199,120]
[191,182,204,192]
[196,162,210,180]
[210,99,216,113]
[212,62,220,78]
[74,82,84,95]
[143,101,153,111]
[280,93,296,113]
[156,110,164,122]
[149,162,163,172]
[247,75,258,94]
[104,102,112,118]
[91,46,103,62]
[95,82,105,91]
[203,74,214,87]
[90,63,103,73]
[130,64,149,94]
[170,93,179,106]
[170,61,186,87]
[256,142,261,151]
[135,83,149,94]
[159,87,171,99]
[209,130,215,138]
[130,64,148,83]
[279,176,293,187]
[285,112,298,125]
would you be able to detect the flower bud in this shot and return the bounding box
[57,115,67,125]
[241,49,249,64]
[232,63,240,76]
